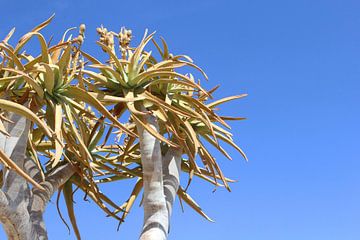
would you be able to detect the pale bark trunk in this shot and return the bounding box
[162,147,181,233]
[0,113,35,240]
[0,113,74,240]
[136,114,168,240]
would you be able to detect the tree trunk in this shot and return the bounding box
[136,114,168,240]
[0,113,74,240]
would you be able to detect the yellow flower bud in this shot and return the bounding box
[96,27,103,34]
[79,24,86,34]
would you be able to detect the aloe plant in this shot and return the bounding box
[0,16,246,240]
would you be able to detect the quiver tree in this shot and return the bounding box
[0,15,247,240]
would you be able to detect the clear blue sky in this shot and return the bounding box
[1,0,359,239]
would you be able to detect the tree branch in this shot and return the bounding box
[29,163,75,240]
[31,163,75,213]
[162,147,182,230]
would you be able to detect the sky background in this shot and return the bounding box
[1,0,360,239]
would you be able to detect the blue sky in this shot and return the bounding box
[1,0,360,239]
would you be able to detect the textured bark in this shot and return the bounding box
[136,114,168,240]
[0,113,74,240]
[29,163,75,239]
[0,113,33,240]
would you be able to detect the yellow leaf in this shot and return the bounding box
[52,104,63,168]
[0,99,53,138]
[15,32,50,63]
[207,94,248,108]
[177,187,214,222]
[120,178,143,222]
[31,14,55,32]
[41,63,55,94]
[63,87,136,137]
[63,181,81,240]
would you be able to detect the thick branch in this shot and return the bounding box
[31,163,76,212]
[29,163,75,240]
[162,147,182,232]
[0,188,34,240]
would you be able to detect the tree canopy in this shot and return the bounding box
[0,15,246,239]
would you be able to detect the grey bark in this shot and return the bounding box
[136,114,168,240]
[162,147,181,232]
[0,113,74,240]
